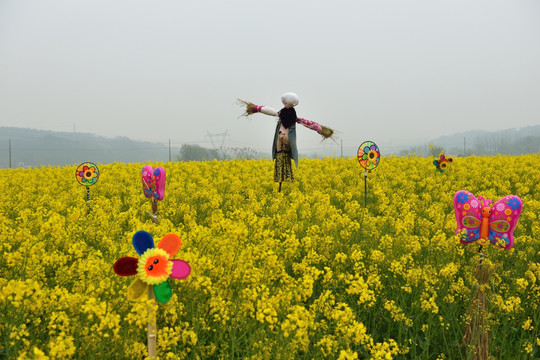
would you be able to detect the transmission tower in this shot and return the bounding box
[205,130,230,150]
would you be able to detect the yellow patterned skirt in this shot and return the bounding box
[274,152,294,182]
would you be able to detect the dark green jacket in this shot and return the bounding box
[272,120,298,168]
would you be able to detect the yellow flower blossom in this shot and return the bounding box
[522,317,533,331]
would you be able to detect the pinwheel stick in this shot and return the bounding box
[462,245,491,360]
[85,186,92,213]
[148,286,157,359]
[151,199,159,225]
[363,169,368,207]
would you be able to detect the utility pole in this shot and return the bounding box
[168,139,171,162]
[8,139,12,168]
[341,139,343,158]
[464,137,466,156]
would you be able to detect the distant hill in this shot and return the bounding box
[1,125,538,168]
[396,125,540,156]
[0,127,169,168]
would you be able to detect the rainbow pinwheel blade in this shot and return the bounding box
[357,141,380,170]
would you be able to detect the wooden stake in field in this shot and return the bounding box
[75,162,100,213]
[142,165,166,224]
[357,141,380,207]
[147,286,157,359]
[453,190,523,360]
[462,244,492,360]
[113,231,192,360]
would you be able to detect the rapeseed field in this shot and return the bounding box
[1,155,539,359]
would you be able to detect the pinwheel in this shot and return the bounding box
[141,165,166,224]
[113,231,191,303]
[357,141,380,206]
[433,153,453,173]
[453,190,523,359]
[114,231,191,359]
[75,162,99,212]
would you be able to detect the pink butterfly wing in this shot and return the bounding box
[488,195,523,249]
[153,166,166,201]
[141,165,166,200]
[142,165,155,198]
[454,190,483,244]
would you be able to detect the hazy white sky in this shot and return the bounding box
[1,0,539,154]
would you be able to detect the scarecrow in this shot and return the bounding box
[238,92,334,191]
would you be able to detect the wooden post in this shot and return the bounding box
[151,199,159,224]
[462,245,490,359]
[147,286,157,359]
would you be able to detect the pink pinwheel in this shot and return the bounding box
[114,231,191,303]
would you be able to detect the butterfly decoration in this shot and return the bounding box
[453,190,523,249]
[433,153,453,173]
[142,165,166,200]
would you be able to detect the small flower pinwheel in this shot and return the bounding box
[433,153,453,173]
[113,231,191,303]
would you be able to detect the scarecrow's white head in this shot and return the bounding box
[281,92,299,108]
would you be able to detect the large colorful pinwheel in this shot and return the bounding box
[357,141,380,170]
[114,231,191,303]
[75,162,99,210]
[357,141,380,206]
[76,162,100,186]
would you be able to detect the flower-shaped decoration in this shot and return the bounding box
[76,162,100,186]
[357,141,380,170]
[433,153,453,173]
[114,231,191,303]
[142,165,166,200]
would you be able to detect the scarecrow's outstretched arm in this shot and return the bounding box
[297,117,335,139]
[296,117,321,133]
[237,99,278,117]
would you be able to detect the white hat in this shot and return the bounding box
[281,92,299,108]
